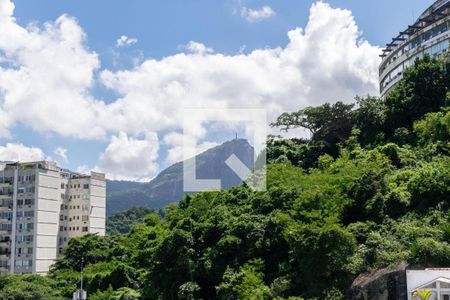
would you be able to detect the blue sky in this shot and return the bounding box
[0,0,433,180]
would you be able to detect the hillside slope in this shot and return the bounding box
[106,139,254,215]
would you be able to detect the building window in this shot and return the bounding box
[60,183,64,189]
[82,215,89,222]
[82,227,88,232]
[83,184,89,189]
[0,223,12,232]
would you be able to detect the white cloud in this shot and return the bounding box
[0,143,45,162]
[0,0,381,180]
[96,132,159,181]
[0,0,104,139]
[100,1,380,139]
[76,164,91,175]
[184,41,214,55]
[116,35,138,48]
[0,0,380,140]
[241,6,275,23]
[54,147,68,162]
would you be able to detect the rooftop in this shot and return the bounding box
[380,0,450,58]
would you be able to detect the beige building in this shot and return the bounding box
[0,161,105,275]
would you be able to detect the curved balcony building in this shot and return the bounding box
[379,0,450,98]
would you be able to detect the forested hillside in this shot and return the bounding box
[106,207,158,235]
[0,55,448,300]
[106,139,254,216]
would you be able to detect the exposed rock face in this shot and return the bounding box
[348,262,408,300]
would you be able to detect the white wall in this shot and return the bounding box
[33,169,60,274]
[407,270,450,300]
[89,176,105,235]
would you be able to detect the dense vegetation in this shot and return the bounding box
[106,207,157,235]
[0,55,448,300]
[106,139,254,216]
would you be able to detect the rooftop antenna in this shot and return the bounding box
[235,132,238,140]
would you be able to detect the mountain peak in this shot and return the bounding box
[106,139,255,215]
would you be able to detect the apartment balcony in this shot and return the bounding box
[17,204,35,210]
[0,253,10,260]
[0,267,9,274]
[16,217,34,223]
[0,206,12,212]
[16,241,33,246]
[0,241,11,248]
[0,182,12,188]
[15,253,32,259]
[16,228,33,234]
[0,195,12,200]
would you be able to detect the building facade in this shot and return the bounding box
[379,0,450,97]
[407,269,450,300]
[0,161,105,275]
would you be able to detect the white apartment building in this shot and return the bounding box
[0,161,106,275]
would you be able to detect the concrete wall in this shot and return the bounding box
[89,173,105,235]
[33,168,60,274]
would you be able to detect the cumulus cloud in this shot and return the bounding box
[184,41,214,54]
[116,35,138,48]
[54,147,68,162]
[96,132,160,181]
[241,6,275,23]
[100,1,380,138]
[0,0,104,139]
[0,143,45,162]
[0,0,381,180]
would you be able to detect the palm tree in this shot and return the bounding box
[413,289,433,300]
